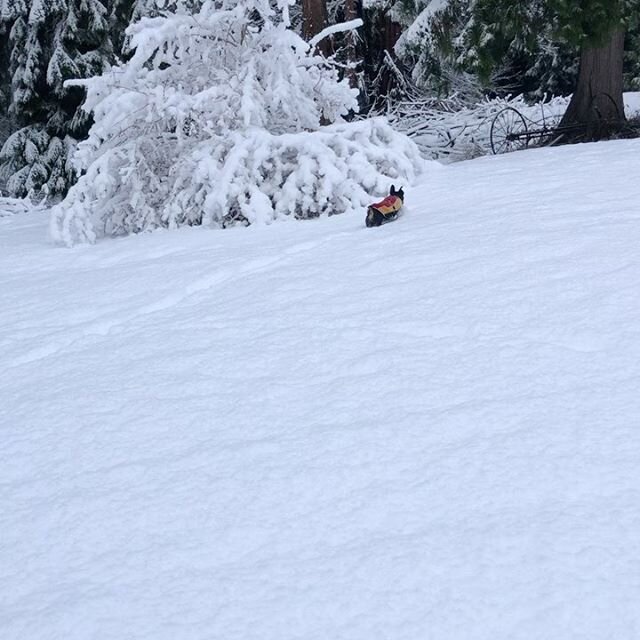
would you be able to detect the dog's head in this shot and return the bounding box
[390,184,405,202]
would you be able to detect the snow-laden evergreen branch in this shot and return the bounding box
[309,18,364,49]
[50,0,423,245]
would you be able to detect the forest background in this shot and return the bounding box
[0,0,638,201]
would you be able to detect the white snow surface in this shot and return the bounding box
[0,196,42,217]
[3,140,640,639]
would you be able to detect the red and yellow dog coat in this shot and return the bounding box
[366,185,404,227]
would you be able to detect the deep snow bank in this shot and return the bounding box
[2,140,640,639]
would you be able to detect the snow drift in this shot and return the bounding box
[3,138,640,639]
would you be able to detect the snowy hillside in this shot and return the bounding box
[2,140,640,639]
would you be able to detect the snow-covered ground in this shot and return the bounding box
[2,139,640,639]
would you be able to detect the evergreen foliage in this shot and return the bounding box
[395,0,639,100]
[626,28,640,90]
[0,0,126,197]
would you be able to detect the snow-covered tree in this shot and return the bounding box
[50,0,423,245]
[394,0,580,100]
[394,0,476,98]
[0,0,123,198]
[0,11,15,158]
[461,0,638,129]
[625,27,640,91]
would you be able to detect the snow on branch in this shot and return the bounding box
[378,92,570,162]
[0,196,44,217]
[51,117,423,246]
[309,19,363,49]
[50,4,422,245]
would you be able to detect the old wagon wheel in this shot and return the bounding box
[490,107,529,154]
[587,92,622,140]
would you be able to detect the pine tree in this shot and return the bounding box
[395,0,579,99]
[396,0,639,120]
[394,0,478,97]
[459,0,638,131]
[625,27,640,90]
[551,0,638,130]
[0,5,17,169]
[0,0,125,198]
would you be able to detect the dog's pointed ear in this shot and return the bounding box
[390,184,396,196]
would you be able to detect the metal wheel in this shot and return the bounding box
[587,92,622,140]
[490,107,529,154]
[588,92,621,122]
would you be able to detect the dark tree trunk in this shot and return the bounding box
[366,11,403,99]
[382,14,402,54]
[559,27,626,139]
[343,0,360,86]
[0,36,11,139]
[302,0,329,56]
[344,0,358,26]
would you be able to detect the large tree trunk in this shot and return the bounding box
[302,0,329,56]
[559,27,626,140]
[364,11,403,102]
[343,0,360,86]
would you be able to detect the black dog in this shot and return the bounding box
[365,185,405,227]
